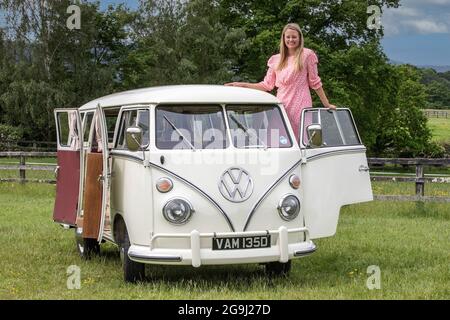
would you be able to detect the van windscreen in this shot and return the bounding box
[156,106,228,150]
[226,105,292,148]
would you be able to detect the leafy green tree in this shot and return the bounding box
[377,65,442,156]
[121,0,248,88]
[218,0,400,80]
[0,0,133,141]
[419,68,450,109]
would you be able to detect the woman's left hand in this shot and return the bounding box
[325,103,337,110]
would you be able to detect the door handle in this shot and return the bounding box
[359,165,370,172]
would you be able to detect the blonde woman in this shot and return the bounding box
[225,23,336,142]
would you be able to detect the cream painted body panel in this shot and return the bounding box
[301,146,373,239]
[148,148,304,235]
[110,155,153,246]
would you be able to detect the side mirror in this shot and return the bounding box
[126,126,143,152]
[307,124,323,148]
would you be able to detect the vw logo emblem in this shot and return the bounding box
[218,167,254,202]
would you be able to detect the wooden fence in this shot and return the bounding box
[0,152,449,202]
[368,158,450,203]
[0,151,56,184]
[423,109,450,119]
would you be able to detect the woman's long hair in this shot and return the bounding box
[277,23,304,72]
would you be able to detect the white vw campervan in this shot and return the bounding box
[53,85,372,282]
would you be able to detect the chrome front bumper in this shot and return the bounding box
[128,226,317,267]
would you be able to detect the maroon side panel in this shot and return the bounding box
[53,150,80,225]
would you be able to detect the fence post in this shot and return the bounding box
[415,164,424,198]
[19,154,26,184]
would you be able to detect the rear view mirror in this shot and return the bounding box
[307,124,323,148]
[126,126,143,152]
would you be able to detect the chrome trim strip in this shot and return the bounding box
[149,162,235,232]
[305,147,366,163]
[110,150,144,163]
[128,253,182,262]
[243,160,302,231]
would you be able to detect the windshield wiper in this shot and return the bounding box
[229,113,267,149]
[163,115,196,151]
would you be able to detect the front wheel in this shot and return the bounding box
[265,261,291,277]
[119,229,145,283]
[75,228,100,259]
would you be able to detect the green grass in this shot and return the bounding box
[0,182,449,299]
[372,181,450,197]
[428,117,450,144]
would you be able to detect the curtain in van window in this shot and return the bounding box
[68,111,80,151]
[94,112,103,152]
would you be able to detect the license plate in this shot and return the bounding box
[212,235,271,250]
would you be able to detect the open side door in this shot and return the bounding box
[300,108,373,239]
[53,109,83,226]
[80,105,110,242]
[96,104,110,242]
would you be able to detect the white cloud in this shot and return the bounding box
[403,19,449,34]
[381,0,450,36]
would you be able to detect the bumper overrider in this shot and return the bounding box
[128,226,316,266]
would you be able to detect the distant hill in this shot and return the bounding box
[389,60,450,73]
[418,65,450,73]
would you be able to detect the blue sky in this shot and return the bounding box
[380,0,450,66]
[92,0,138,10]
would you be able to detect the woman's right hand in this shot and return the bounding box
[224,82,245,87]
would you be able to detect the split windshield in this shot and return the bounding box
[155,105,292,150]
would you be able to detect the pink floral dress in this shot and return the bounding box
[258,48,322,143]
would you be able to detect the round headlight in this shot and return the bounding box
[277,194,300,221]
[162,198,194,225]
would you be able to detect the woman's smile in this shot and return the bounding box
[284,29,300,49]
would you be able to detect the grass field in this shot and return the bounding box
[427,117,450,144]
[0,182,449,300]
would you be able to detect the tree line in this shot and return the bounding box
[0,0,445,157]
[419,68,450,110]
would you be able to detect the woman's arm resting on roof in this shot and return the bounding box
[224,82,268,91]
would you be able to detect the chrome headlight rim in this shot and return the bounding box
[277,194,301,221]
[162,197,194,225]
